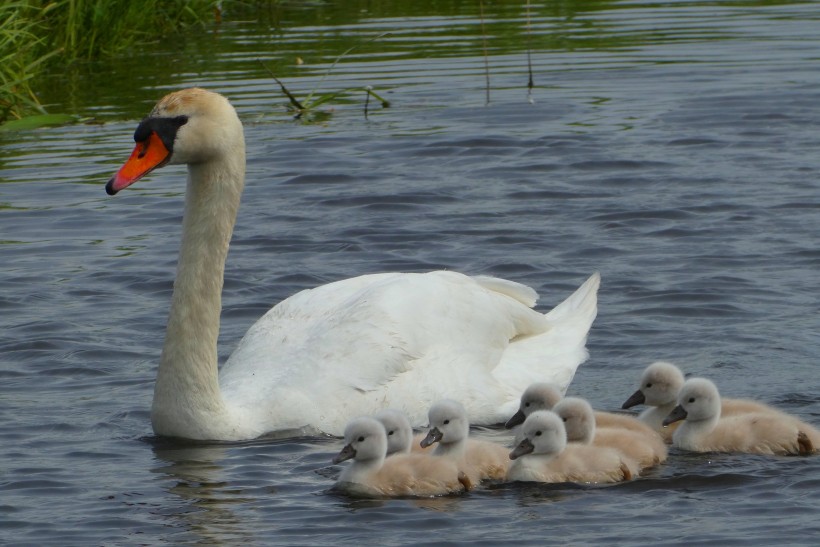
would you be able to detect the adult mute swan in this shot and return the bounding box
[105,87,601,441]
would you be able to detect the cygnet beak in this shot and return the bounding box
[622,389,646,409]
[662,405,688,426]
[509,438,535,460]
[332,443,357,464]
[420,427,443,448]
[505,409,527,429]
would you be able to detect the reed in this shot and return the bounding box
[1,0,213,126]
[0,1,53,123]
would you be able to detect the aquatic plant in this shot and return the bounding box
[259,33,391,120]
[0,1,54,123]
[1,0,213,127]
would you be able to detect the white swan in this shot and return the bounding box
[332,417,470,497]
[663,378,818,455]
[106,87,601,441]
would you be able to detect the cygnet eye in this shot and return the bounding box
[387,430,394,436]
[688,397,695,403]
[535,431,542,436]
[524,402,530,407]
[357,436,365,442]
[443,419,450,425]
[562,417,568,422]
[646,383,652,388]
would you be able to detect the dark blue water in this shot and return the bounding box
[2,1,819,544]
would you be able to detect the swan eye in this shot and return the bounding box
[443,420,450,425]
[387,430,394,436]
[357,436,365,442]
[524,402,530,407]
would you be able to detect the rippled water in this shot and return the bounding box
[2,1,820,545]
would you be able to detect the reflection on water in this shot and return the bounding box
[150,442,253,544]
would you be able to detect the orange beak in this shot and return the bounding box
[106,131,171,195]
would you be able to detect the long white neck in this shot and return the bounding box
[151,150,245,439]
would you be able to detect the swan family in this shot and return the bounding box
[105,88,817,497]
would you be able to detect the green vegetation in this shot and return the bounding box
[260,33,391,120]
[1,0,213,127]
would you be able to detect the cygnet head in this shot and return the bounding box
[623,361,685,409]
[553,397,595,443]
[374,408,414,456]
[332,417,388,465]
[420,399,469,449]
[663,377,721,426]
[106,87,245,196]
[505,382,563,428]
[510,410,567,460]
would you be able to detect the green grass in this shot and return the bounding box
[1,0,214,126]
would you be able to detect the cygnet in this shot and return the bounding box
[663,378,818,456]
[333,416,471,497]
[420,399,510,484]
[507,411,634,484]
[554,396,666,471]
[622,361,781,442]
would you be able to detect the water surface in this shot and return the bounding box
[2,1,819,545]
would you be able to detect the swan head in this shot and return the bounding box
[505,382,563,428]
[106,87,244,195]
[623,361,685,409]
[663,377,721,426]
[420,399,469,448]
[553,396,595,443]
[374,408,414,456]
[510,410,567,460]
[333,417,388,465]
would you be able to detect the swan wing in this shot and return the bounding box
[220,271,599,435]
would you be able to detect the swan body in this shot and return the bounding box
[664,378,818,455]
[622,361,782,442]
[420,399,510,484]
[106,87,601,441]
[553,397,666,471]
[332,417,470,497]
[507,411,634,484]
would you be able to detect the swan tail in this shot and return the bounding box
[492,273,601,413]
[544,272,601,325]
